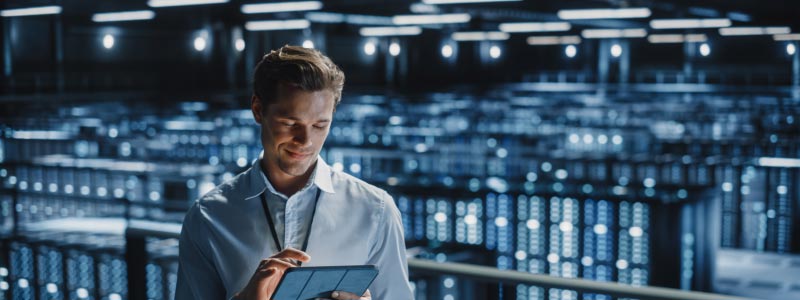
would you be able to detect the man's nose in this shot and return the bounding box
[292,126,313,148]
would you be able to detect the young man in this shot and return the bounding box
[176,45,413,300]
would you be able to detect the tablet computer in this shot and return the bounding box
[272,265,378,300]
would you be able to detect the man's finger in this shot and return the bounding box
[259,258,296,272]
[330,290,363,299]
[271,247,311,263]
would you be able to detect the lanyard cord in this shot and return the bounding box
[259,188,322,265]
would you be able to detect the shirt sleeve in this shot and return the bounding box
[175,203,227,300]
[366,192,414,300]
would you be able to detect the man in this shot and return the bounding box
[176,45,413,300]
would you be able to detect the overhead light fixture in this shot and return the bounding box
[103,34,115,49]
[489,45,502,59]
[774,34,800,41]
[557,8,650,20]
[581,28,647,39]
[452,31,509,41]
[499,22,571,33]
[649,18,730,29]
[441,44,454,58]
[194,37,207,51]
[610,44,622,58]
[306,12,393,25]
[423,0,521,4]
[699,43,711,56]
[147,0,229,8]
[526,35,581,45]
[719,27,791,36]
[360,26,422,36]
[647,34,707,44]
[92,10,155,22]
[757,157,800,168]
[241,1,322,14]
[389,42,401,56]
[392,13,470,25]
[0,6,62,17]
[363,42,377,55]
[235,39,246,51]
[244,19,310,31]
[565,45,577,58]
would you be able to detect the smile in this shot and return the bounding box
[285,150,312,160]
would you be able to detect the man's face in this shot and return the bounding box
[252,86,335,179]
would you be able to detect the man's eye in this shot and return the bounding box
[313,124,326,129]
[281,122,295,127]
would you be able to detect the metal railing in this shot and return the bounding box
[123,221,755,300]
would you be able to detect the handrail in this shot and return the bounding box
[123,222,755,300]
[408,259,754,300]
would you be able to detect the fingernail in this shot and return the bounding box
[332,291,339,298]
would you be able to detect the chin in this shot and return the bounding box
[279,158,314,176]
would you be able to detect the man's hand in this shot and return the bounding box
[315,289,371,300]
[233,247,311,300]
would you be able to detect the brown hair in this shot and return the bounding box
[253,45,345,110]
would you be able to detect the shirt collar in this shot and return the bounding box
[245,151,335,201]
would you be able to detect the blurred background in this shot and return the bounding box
[0,0,799,300]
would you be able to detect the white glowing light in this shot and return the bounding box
[193,37,207,51]
[489,45,501,59]
[565,45,577,58]
[235,38,245,51]
[494,216,508,227]
[699,43,711,56]
[103,34,115,49]
[593,224,608,235]
[629,226,643,237]
[610,44,622,57]
[363,42,376,55]
[441,44,454,58]
[389,42,401,56]
[526,219,540,230]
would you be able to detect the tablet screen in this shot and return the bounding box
[272,265,378,300]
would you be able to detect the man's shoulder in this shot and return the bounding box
[192,167,254,211]
[331,169,391,203]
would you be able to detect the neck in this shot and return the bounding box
[262,160,316,197]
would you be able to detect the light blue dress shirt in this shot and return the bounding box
[175,155,413,300]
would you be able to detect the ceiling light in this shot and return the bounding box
[92,10,155,22]
[392,13,470,25]
[774,34,800,41]
[581,28,647,39]
[452,31,509,41]
[148,0,229,8]
[526,35,581,45]
[719,27,791,36]
[1,6,62,17]
[241,1,322,14]
[557,8,650,20]
[647,34,707,44]
[423,0,521,4]
[389,42,401,56]
[649,18,730,29]
[359,26,422,36]
[499,22,571,33]
[244,19,310,31]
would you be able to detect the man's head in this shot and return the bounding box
[251,45,345,185]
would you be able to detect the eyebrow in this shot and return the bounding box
[276,117,331,123]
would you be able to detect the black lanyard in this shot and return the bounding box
[259,188,322,264]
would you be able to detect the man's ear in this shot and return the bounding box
[251,95,264,124]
